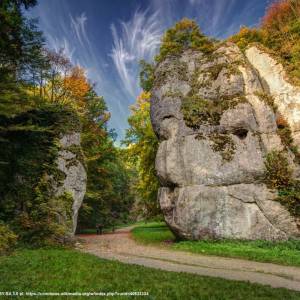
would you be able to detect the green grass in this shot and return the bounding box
[131,222,175,244]
[1,249,300,300]
[131,223,300,267]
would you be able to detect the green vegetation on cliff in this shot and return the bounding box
[155,18,214,63]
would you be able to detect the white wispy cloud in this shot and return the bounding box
[47,35,75,60]
[70,12,90,48]
[110,10,163,99]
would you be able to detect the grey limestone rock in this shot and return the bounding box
[151,43,300,240]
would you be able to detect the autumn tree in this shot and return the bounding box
[228,27,263,51]
[229,0,300,84]
[63,66,90,110]
[39,50,90,113]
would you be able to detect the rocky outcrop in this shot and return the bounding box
[151,43,300,240]
[246,46,300,147]
[55,132,87,235]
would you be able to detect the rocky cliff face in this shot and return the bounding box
[151,43,300,240]
[55,132,87,235]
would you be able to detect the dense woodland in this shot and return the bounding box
[0,0,137,251]
[1,0,300,254]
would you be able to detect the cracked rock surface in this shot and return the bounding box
[150,43,300,240]
[55,132,87,235]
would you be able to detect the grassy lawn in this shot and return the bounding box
[1,249,300,300]
[131,222,175,244]
[131,222,300,267]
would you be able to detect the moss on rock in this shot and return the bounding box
[181,94,247,129]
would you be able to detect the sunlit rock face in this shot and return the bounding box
[151,43,300,240]
[246,46,300,147]
[55,132,87,235]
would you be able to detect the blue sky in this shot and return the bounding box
[29,0,272,141]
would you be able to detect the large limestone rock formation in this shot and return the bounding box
[55,132,87,235]
[151,43,300,240]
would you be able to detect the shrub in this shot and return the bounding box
[181,95,246,129]
[181,96,222,128]
[0,223,17,255]
[277,184,300,216]
[264,150,292,189]
[228,27,263,51]
[264,150,300,217]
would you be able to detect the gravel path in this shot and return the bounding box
[78,227,300,291]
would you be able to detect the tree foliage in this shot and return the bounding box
[155,18,214,63]
[123,91,161,219]
[0,0,134,247]
[77,90,134,231]
[0,0,43,80]
[139,60,155,92]
[0,105,81,246]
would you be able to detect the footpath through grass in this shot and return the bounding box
[131,222,300,267]
[1,248,300,300]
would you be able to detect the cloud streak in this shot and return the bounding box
[70,12,89,48]
[110,10,163,99]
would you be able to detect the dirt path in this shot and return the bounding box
[77,227,300,292]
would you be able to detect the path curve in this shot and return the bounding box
[77,227,300,292]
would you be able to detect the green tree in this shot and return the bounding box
[123,91,161,219]
[0,0,44,80]
[0,0,47,117]
[139,60,155,92]
[77,88,134,231]
[155,18,214,63]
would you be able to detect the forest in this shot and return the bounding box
[0,0,163,251]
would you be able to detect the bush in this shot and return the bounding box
[264,150,300,217]
[229,27,263,51]
[0,223,17,255]
[264,150,292,189]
